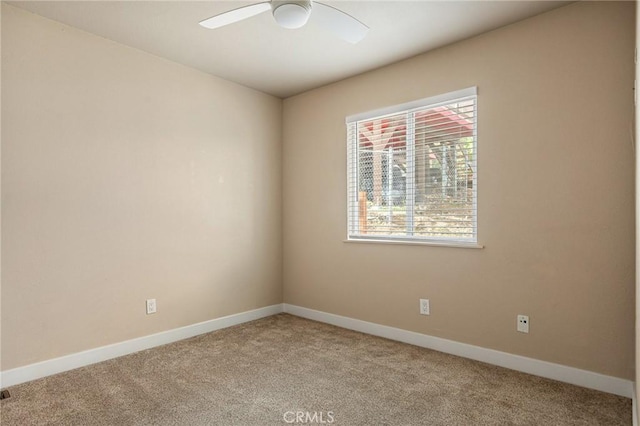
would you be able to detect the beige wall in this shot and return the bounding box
[1,4,282,370]
[636,0,639,413]
[2,0,635,383]
[1,2,3,375]
[283,1,635,379]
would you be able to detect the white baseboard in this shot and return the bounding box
[3,302,633,400]
[633,384,638,426]
[283,304,633,398]
[1,304,284,388]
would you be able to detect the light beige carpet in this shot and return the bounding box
[0,314,631,425]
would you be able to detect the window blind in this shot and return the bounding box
[347,87,477,244]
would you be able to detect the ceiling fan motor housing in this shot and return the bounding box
[272,0,312,29]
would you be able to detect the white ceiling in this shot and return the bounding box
[8,1,570,98]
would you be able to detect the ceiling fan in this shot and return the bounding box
[199,0,369,44]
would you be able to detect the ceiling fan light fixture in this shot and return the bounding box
[273,3,311,29]
[200,0,368,44]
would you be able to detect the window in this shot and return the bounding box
[347,87,477,245]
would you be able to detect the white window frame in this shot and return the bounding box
[346,87,479,247]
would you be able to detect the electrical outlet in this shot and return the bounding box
[517,314,529,333]
[419,299,430,315]
[146,299,157,315]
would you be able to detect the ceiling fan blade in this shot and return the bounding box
[199,2,272,29]
[313,2,369,44]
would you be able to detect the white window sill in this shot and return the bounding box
[344,238,484,249]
